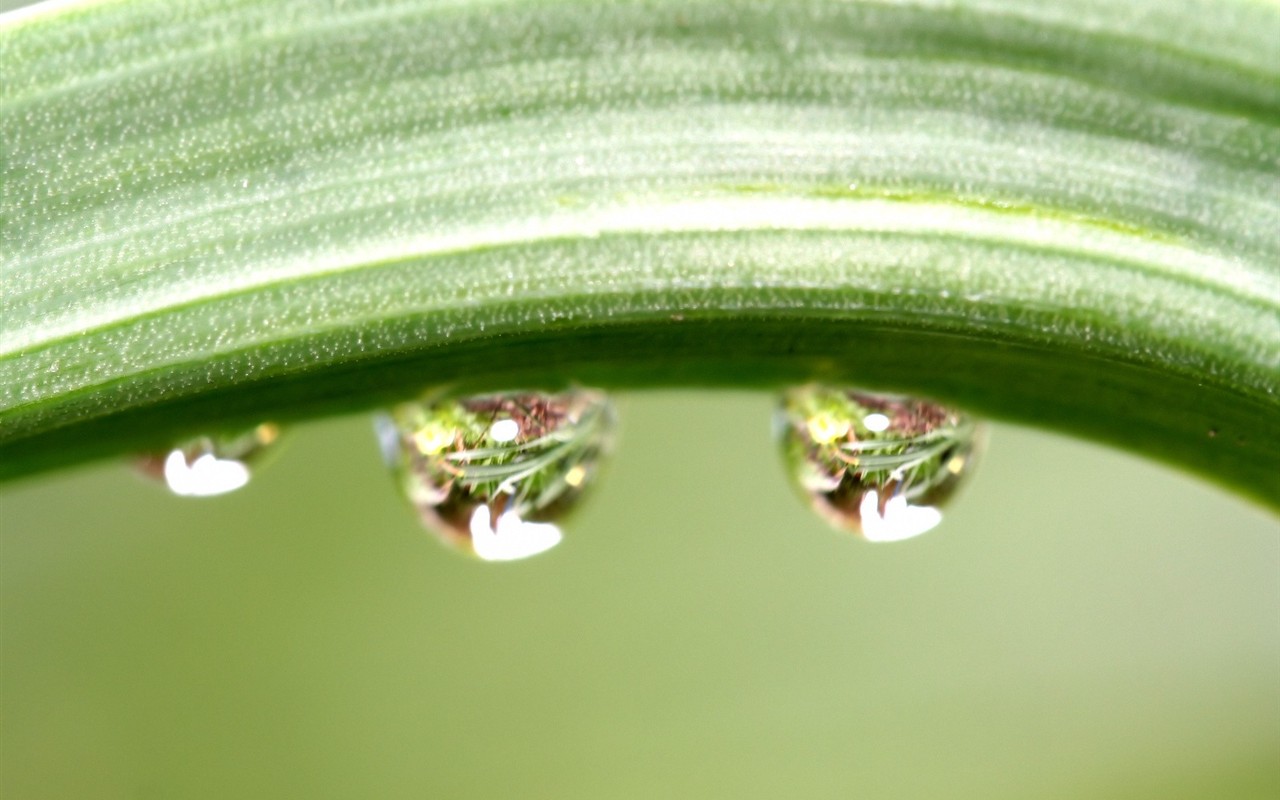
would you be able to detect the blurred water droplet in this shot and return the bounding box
[136,423,281,498]
[377,388,615,561]
[776,386,981,542]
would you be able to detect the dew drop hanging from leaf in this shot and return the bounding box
[135,423,282,498]
[376,388,615,562]
[776,386,982,542]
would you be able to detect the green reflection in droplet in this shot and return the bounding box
[777,385,981,542]
[377,388,615,561]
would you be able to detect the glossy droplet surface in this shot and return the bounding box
[136,423,281,498]
[377,388,615,561]
[777,386,981,542]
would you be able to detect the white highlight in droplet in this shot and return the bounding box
[163,450,251,498]
[858,490,942,542]
[863,413,891,432]
[489,418,520,443]
[468,505,563,561]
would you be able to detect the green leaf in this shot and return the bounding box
[2,0,1278,508]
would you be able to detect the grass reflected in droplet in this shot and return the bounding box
[376,388,615,561]
[777,385,981,541]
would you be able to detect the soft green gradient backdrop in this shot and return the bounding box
[2,393,1277,799]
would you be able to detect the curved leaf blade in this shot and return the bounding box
[2,0,1278,506]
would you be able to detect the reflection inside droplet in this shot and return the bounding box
[858,490,943,542]
[136,423,281,497]
[777,386,981,541]
[862,413,891,433]
[377,388,615,561]
[469,505,563,561]
[488,418,520,443]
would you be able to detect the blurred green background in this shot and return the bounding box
[2,392,1277,799]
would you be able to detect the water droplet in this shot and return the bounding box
[776,386,981,542]
[136,423,281,497]
[377,388,615,561]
